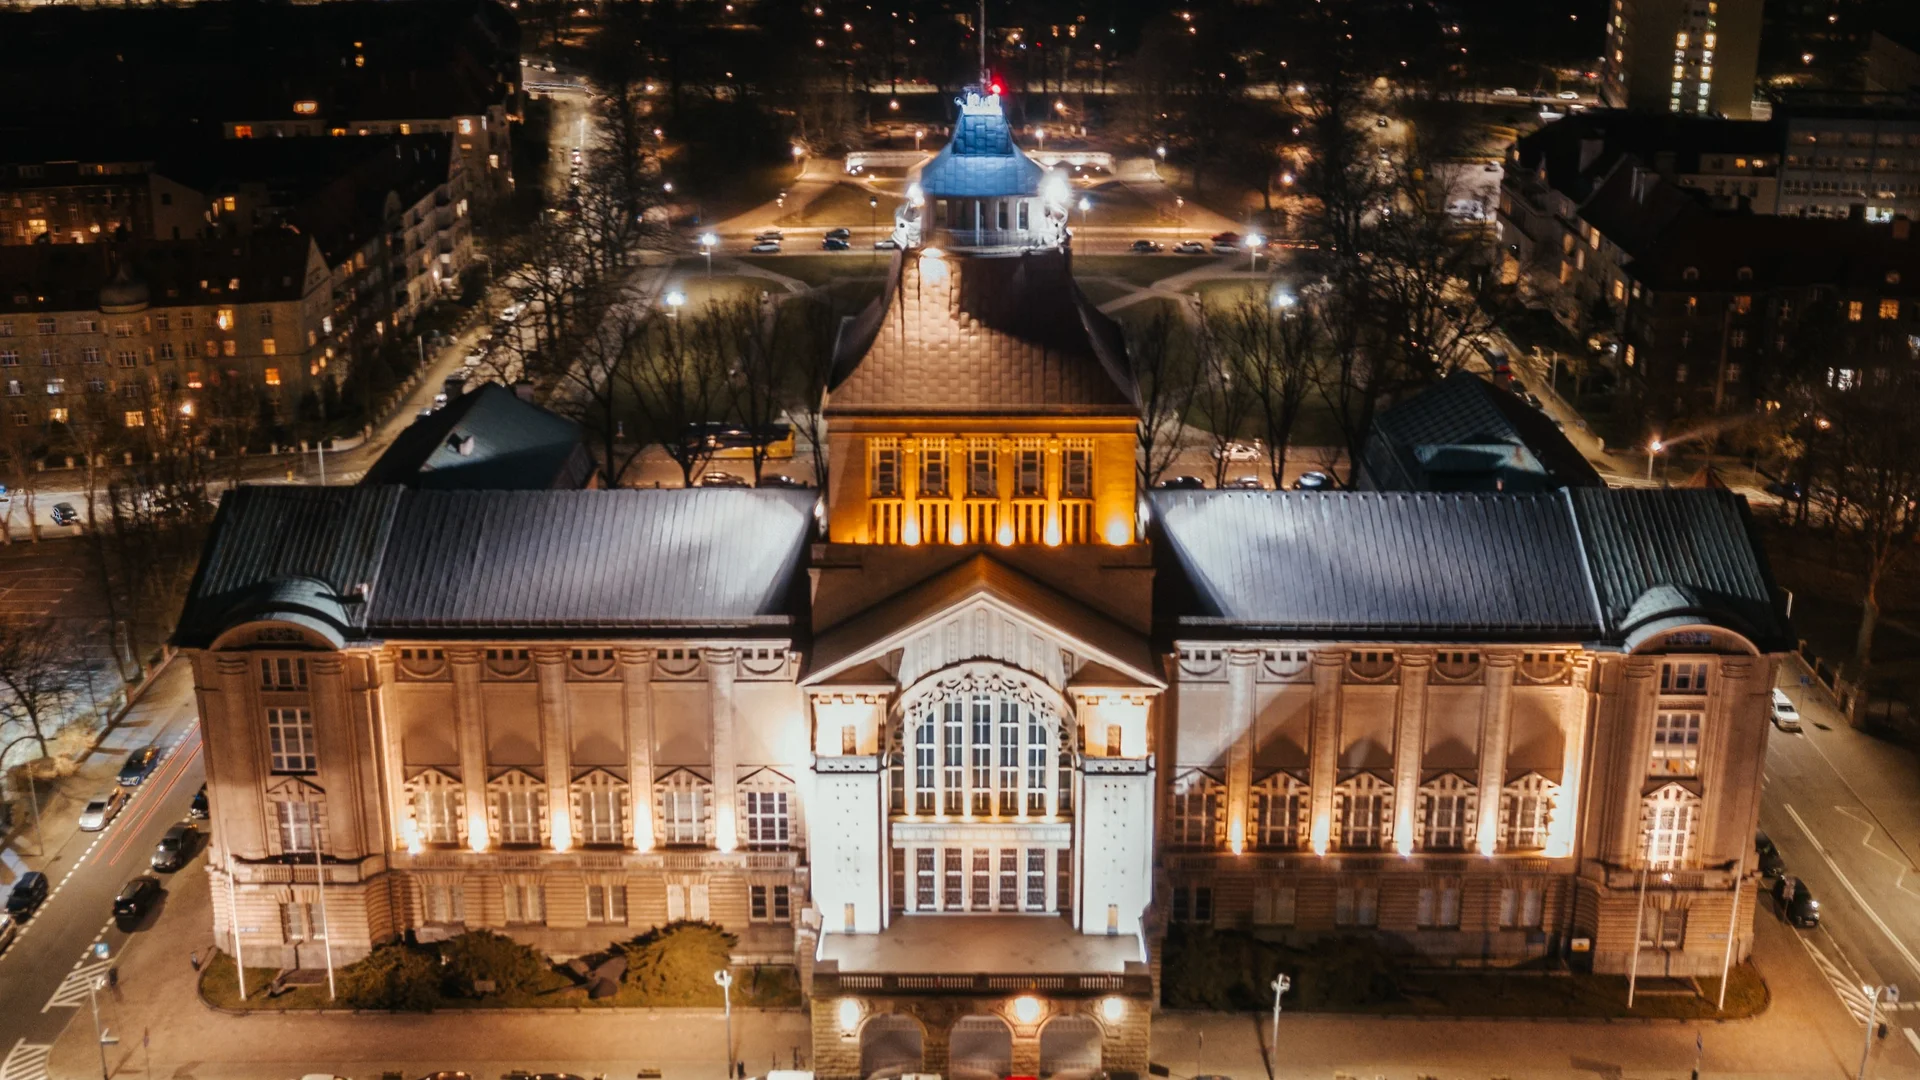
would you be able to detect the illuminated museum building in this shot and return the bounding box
[178,93,1790,1080]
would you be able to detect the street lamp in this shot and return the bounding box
[1175,196,1184,243]
[870,195,880,263]
[915,128,925,151]
[700,232,718,278]
[1036,126,1047,150]
[1246,233,1264,271]
[1269,973,1291,1055]
[1646,438,1664,482]
[714,969,736,1079]
[1077,196,1090,251]
[1860,985,1898,1079]
[665,290,686,318]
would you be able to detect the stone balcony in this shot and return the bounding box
[812,915,1153,998]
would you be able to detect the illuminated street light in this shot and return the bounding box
[700,232,718,278]
[1246,233,1264,270]
[666,290,686,317]
[914,128,926,150]
[1646,438,1664,482]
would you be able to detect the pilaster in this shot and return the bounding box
[449,646,488,847]
[620,648,655,849]
[708,648,740,850]
[212,653,269,861]
[309,653,361,859]
[1392,653,1432,855]
[534,646,572,848]
[1308,650,1345,852]
[1224,649,1258,852]
[1612,656,1661,866]
[1475,654,1517,855]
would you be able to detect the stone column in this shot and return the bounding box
[1224,649,1258,852]
[210,653,269,861]
[901,436,921,543]
[533,647,572,848]
[1697,656,1757,864]
[997,436,1015,539]
[620,648,655,849]
[1391,653,1432,856]
[1308,650,1345,852]
[309,653,362,859]
[708,648,739,850]
[448,647,488,847]
[1610,657,1661,866]
[1552,655,1594,859]
[1475,654,1518,855]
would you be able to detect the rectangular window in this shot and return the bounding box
[1170,779,1218,848]
[1499,885,1545,928]
[263,365,279,385]
[274,800,324,853]
[921,446,948,497]
[1016,448,1042,496]
[891,848,906,911]
[1423,793,1469,850]
[1660,661,1709,694]
[579,784,624,845]
[1026,848,1047,910]
[503,882,545,925]
[82,347,101,365]
[1341,792,1384,849]
[263,338,277,356]
[970,695,992,815]
[971,849,991,910]
[36,318,55,336]
[914,721,935,813]
[1056,847,1072,913]
[1171,885,1213,923]
[266,707,316,773]
[744,790,790,849]
[660,783,708,845]
[1253,886,1297,926]
[416,786,459,844]
[1506,791,1550,850]
[0,351,15,368]
[968,443,996,496]
[496,788,541,845]
[870,444,900,496]
[259,656,309,690]
[842,725,858,755]
[1881,298,1901,320]
[1849,300,1865,321]
[1418,882,1461,927]
[1063,446,1092,498]
[942,700,964,815]
[1651,711,1703,775]
[423,882,465,923]
[1026,714,1047,814]
[1018,201,1030,230]
[1334,884,1379,927]
[1255,786,1303,849]
[998,849,1019,908]
[944,848,964,910]
[586,884,627,925]
[281,901,320,942]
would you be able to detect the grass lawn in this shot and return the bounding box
[1074,180,1172,228]
[777,182,894,229]
[1189,277,1270,308]
[657,270,779,309]
[1361,962,1769,1021]
[737,254,888,287]
[1074,278,1137,307]
[1072,255,1195,287]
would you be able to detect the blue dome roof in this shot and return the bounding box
[919,92,1044,198]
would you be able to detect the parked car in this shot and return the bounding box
[874,238,900,250]
[498,302,527,323]
[1292,471,1333,490]
[1524,392,1545,411]
[1765,480,1806,501]
[189,783,209,820]
[1493,86,1520,97]
[1154,475,1207,490]
[1130,239,1163,253]
[117,746,160,787]
[432,392,449,411]
[1557,90,1580,100]
[1173,240,1208,254]
[1771,688,1803,733]
[1210,440,1263,462]
[1773,875,1820,927]
[824,227,853,240]
[1222,476,1265,489]
[1210,241,1240,254]
[697,471,751,488]
[750,241,782,253]
[50,503,79,527]
[754,230,783,242]
[463,346,488,368]
[1211,231,1242,246]
[1756,831,1787,879]
[78,788,128,831]
[6,871,47,918]
[151,822,200,873]
[113,876,162,925]
[821,238,851,251]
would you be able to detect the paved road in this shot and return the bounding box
[0,663,204,1080]
[1762,676,1920,1070]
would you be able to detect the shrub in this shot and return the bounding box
[441,929,551,996]
[621,921,738,1005]
[337,942,442,1011]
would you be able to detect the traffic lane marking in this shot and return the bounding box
[1785,802,1920,982]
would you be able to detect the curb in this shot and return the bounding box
[197,994,808,1018]
[1154,1006,1763,1026]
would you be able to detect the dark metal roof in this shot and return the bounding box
[175,485,403,647]
[175,487,816,645]
[1152,488,1792,649]
[361,383,595,491]
[1361,371,1603,492]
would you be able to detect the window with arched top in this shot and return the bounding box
[739,768,797,851]
[1642,784,1700,869]
[1251,772,1307,850]
[571,770,628,847]
[1169,769,1224,849]
[892,671,1070,820]
[1736,266,1753,281]
[1336,773,1394,851]
[408,769,464,845]
[1502,773,1558,851]
[488,770,547,846]
[1682,266,1700,281]
[655,768,713,847]
[1418,773,1477,852]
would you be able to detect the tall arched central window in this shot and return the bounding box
[891,674,1071,820]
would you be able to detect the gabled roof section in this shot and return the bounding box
[175,485,403,647]
[362,383,594,491]
[1565,487,1791,650]
[1362,371,1603,492]
[1152,491,1600,640]
[916,91,1045,198]
[806,554,1162,689]
[826,247,1137,417]
[369,489,814,633]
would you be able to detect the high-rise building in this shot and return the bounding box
[1601,0,1765,119]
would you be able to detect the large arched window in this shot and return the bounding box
[890,671,1071,819]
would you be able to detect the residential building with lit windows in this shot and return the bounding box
[177,91,1790,1080]
[1599,0,1764,119]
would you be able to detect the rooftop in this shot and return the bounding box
[916,90,1046,199]
[1362,371,1604,492]
[361,383,595,491]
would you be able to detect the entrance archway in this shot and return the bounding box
[948,1016,1013,1080]
[860,1014,925,1080]
[1039,1015,1102,1080]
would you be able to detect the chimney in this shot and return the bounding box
[1895,216,1912,241]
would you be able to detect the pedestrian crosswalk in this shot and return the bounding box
[1798,932,1878,1023]
[0,1040,52,1080]
[41,957,113,1011]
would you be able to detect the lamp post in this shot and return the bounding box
[87,976,116,1080]
[1155,143,1166,181]
[665,290,686,319]
[870,195,880,264]
[714,968,736,1079]
[915,128,926,151]
[1646,438,1663,482]
[1246,233,1264,271]
[1077,196,1090,251]
[1175,196,1184,243]
[1269,972,1291,1055]
[1859,984,1898,1080]
[700,232,717,279]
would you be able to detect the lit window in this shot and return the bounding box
[216,308,234,330]
[1849,300,1864,321]
[1880,299,1901,320]
[586,883,627,924]
[459,118,474,135]
[870,443,899,497]
[233,125,254,139]
[294,100,318,115]
[186,372,203,389]
[1169,772,1222,848]
[399,123,411,135]
[267,707,317,772]
[488,153,501,169]
[263,339,278,356]
[1674,32,1688,46]
[47,407,67,423]
[274,801,324,854]
[744,789,790,850]
[122,410,144,428]
[221,197,236,213]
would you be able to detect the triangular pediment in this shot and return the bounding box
[804,554,1162,693]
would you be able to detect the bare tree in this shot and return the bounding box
[618,308,734,487]
[713,296,787,485]
[0,616,83,760]
[1817,369,1920,671]
[781,291,850,502]
[1125,311,1196,491]
[0,398,46,544]
[1214,294,1321,488]
[1190,306,1260,488]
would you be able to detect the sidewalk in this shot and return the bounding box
[1,659,194,887]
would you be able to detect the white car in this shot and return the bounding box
[1493,87,1519,97]
[750,241,781,253]
[463,346,488,367]
[1771,689,1802,733]
[499,302,527,323]
[1210,439,1264,462]
[1557,90,1580,100]
[78,789,128,831]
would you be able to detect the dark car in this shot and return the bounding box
[1756,830,1786,878]
[1130,239,1163,253]
[1773,875,1820,927]
[50,502,79,527]
[117,747,159,787]
[824,227,852,240]
[189,783,209,821]
[1766,479,1806,501]
[758,474,810,489]
[151,822,199,872]
[6,871,48,918]
[1154,475,1207,490]
[1292,470,1333,490]
[113,877,162,925]
[821,238,851,251]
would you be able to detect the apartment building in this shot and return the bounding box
[1600,0,1765,119]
